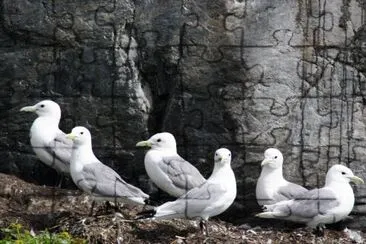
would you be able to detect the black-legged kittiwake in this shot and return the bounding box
[20,100,72,186]
[66,126,149,207]
[136,132,206,197]
[137,148,236,235]
[256,164,364,233]
[256,148,308,206]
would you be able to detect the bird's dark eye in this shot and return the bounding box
[274,156,278,159]
[157,138,161,142]
[341,172,346,175]
[228,153,231,156]
[40,104,45,108]
[80,132,84,135]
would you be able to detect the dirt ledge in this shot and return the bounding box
[0,173,364,243]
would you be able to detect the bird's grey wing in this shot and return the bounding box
[160,182,225,216]
[275,188,339,218]
[43,131,73,165]
[160,155,206,192]
[277,182,308,200]
[81,162,148,198]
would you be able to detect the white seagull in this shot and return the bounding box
[256,148,308,206]
[136,132,206,197]
[66,126,149,208]
[137,148,236,235]
[20,100,72,186]
[256,164,364,234]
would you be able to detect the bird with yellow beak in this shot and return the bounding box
[20,100,72,187]
[66,126,149,213]
[136,132,205,197]
[256,148,308,206]
[256,164,364,235]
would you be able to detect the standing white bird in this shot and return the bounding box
[137,148,236,235]
[256,148,308,206]
[136,132,206,197]
[66,126,149,207]
[20,100,72,186]
[256,164,364,234]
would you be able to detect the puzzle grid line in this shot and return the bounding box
[0,0,366,209]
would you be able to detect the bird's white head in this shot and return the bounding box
[20,100,61,120]
[326,164,364,185]
[136,132,177,152]
[66,126,92,146]
[214,148,232,166]
[261,148,283,169]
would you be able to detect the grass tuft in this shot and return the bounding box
[0,222,86,244]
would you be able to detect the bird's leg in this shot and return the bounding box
[199,220,209,236]
[105,201,112,213]
[313,225,325,237]
[114,197,120,213]
[204,220,209,237]
[56,173,64,188]
[199,220,204,233]
[89,200,95,216]
[320,223,326,232]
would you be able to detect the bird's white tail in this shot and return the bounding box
[256,212,276,218]
[256,211,290,218]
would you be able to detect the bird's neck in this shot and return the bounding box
[33,116,60,129]
[153,147,177,154]
[210,163,232,180]
[325,180,353,191]
[209,164,236,193]
[71,143,97,165]
[260,166,283,179]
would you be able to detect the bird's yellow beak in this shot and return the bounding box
[349,176,364,184]
[136,140,152,148]
[66,133,77,141]
[261,158,272,167]
[20,105,36,112]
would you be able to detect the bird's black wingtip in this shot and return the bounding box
[144,198,160,206]
[135,209,156,220]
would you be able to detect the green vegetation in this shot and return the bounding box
[0,223,86,244]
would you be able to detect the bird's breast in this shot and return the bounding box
[144,151,165,173]
[30,120,58,144]
[325,185,355,221]
[336,187,355,211]
[70,150,88,171]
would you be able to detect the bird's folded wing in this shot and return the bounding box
[81,162,148,198]
[277,182,308,200]
[160,155,206,192]
[44,131,73,165]
[285,188,340,218]
[159,182,226,216]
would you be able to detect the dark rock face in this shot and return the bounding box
[1,0,366,226]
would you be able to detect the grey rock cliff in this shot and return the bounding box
[1,0,366,226]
